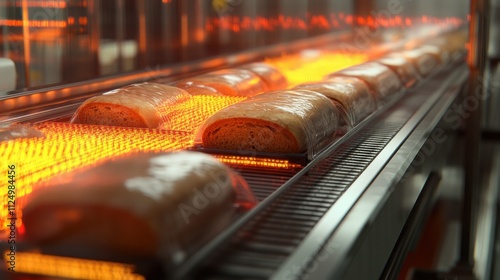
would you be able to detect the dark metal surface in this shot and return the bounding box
[0,32,351,122]
[380,172,442,280]
[455,0,490,274]
[161,64,469,280]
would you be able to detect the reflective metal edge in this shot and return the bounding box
[0,32,351,119]
[473,145,500,280]
[170,79,407,280]
[270,65,469,280]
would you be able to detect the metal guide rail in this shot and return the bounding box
[174,64,469,280]
[0,64,468,279]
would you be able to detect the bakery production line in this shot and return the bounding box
[1,0,499,279]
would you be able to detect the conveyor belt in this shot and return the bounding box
[171,64,469,280]
[198,108,408,279]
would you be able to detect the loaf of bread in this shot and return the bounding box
[396,49,439,77]
[71,83,191,128]
[239,62,288,90]
[442,31,467,62]
[200,90,339,154]
[417,44,450,66]
[22,151,251,263]
[326,62,402,100]
[294,76,376,127]
[175,69,268,97]
[375,55,420,88]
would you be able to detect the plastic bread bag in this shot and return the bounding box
[294,76,376,128]
[71,83,191,129]
[374,55,421,88]
[175,68,268,97]
[326,62,403,101]
[396,48,439,77]
[238,62,288,90]
[195,90,340,158]
[0,124,44,141]
[21,151,257,272]
[440,30,468,62]
[416,44,450,68]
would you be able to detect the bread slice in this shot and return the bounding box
[239,63,288,90]
[201,90,339,154]
[71,83,191,128]
[175,69,268,97]
[294,76,376,126]
[22,151,239,261]
[326,62,402,100]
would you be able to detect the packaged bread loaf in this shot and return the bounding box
[71,83,191,129]
[326,62,402,100]
[239,62,288,90]
[175,68,268,97]
[294,76,376,127]
[375,55,420,88]
[417,44,450,66]
[396,49,439,77]
[199,90,340,154]
[442,30,467,62]
[22,151,255,265]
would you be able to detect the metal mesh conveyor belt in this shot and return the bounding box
[187,64,469,279]
[198,111,412,279]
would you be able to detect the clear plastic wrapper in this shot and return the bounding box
[71,83,191,129]
[375,55,421,88]
[398,48,439,77]
[239,62,288,90]
[22,151,256,269]
[417,44,450,66]
[326,62,402,100]
[427,32,467,63]
[294,76,376,128]
[441,31,468,62]
[197,90,340,156]
[0,124,44,141]
[175,68,268,97]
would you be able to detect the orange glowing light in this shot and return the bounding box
[4,252,144,280]
[215,155,302,169]
[160,95,245,132]
[0,0,67,8]
[0,19,67,28]
[0,123,192,233]
[205,14,464,33]
[265,51,368,87]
